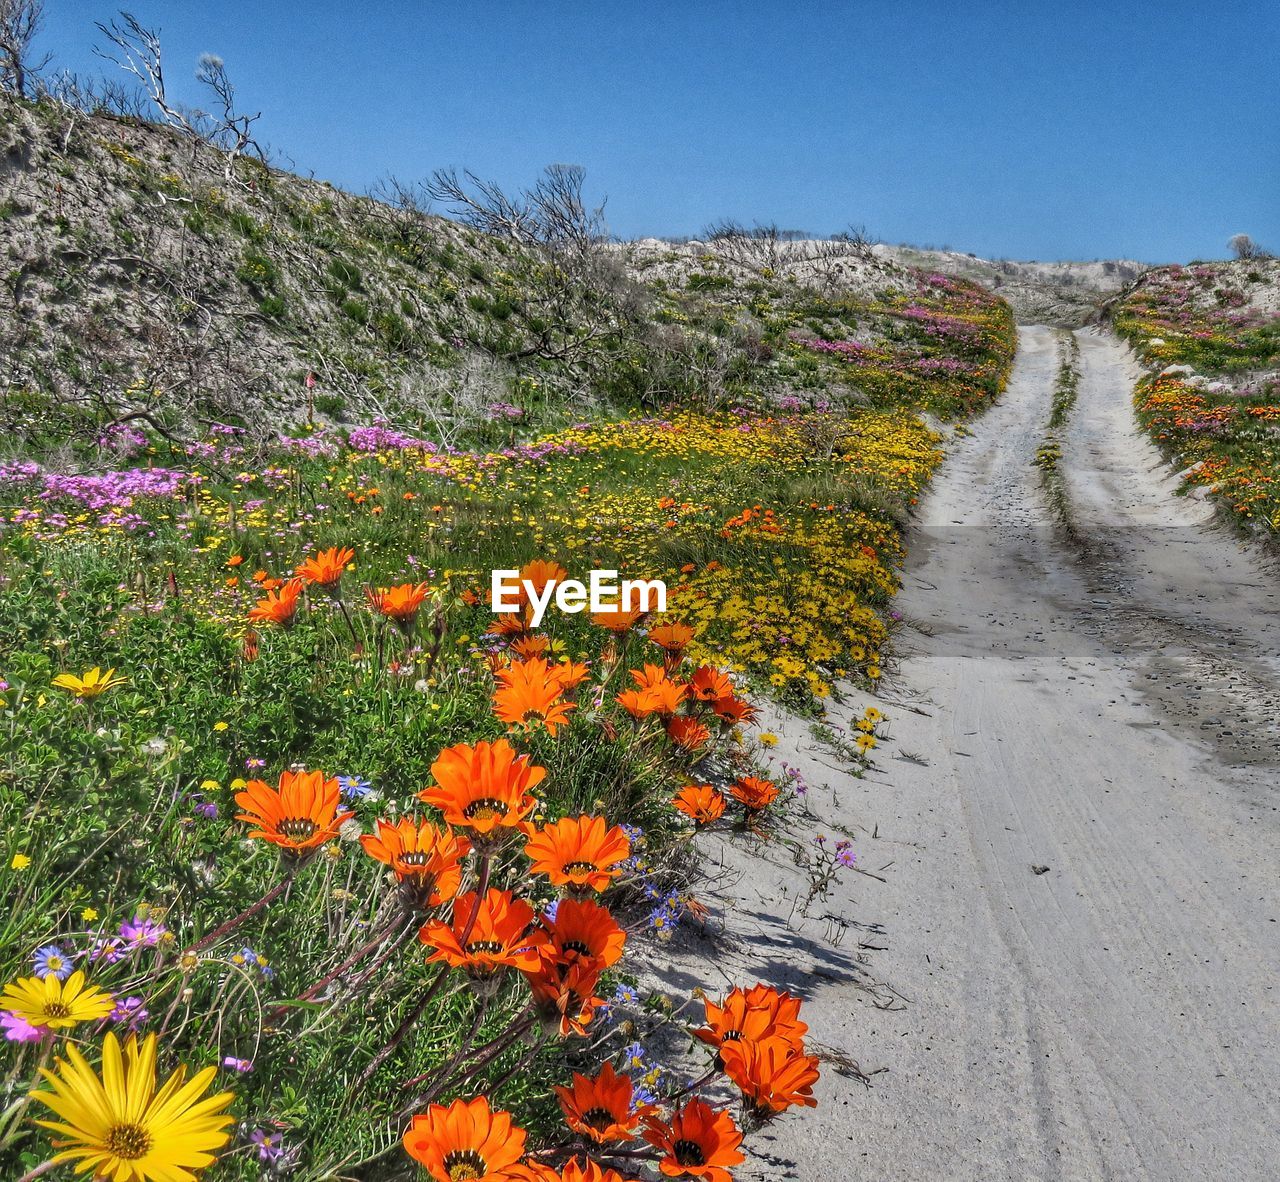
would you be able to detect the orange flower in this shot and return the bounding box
[510,634,550,659]
[487,605,535,636]
[643,1099,744,1182]
[730,776,777,816]
[242,630,260,662]
[711,695,757,726]
[419,888,545,981]
[524,816,630,894]
[492,658,576,736]
[628,664,671,689]
[226,554,244,568]
[720,1034,820,1118]
[366,581,430,626]
[616,689,658,720]
[688,666,734,702]
[234,769,353,852]
[560,1160,627,1182]
[539,897,626,973]
[247,577,304,627]
[420,739,544,838]
[666,716,711,752]
[590,606,644,632]
[359,818,471,906]
[518,559,568,601]
[296,545,355,588]
[673,785,725,826]
[694,984,808,1051]
[402,1095,527,1182]
[648,622,695,654]
[549,661,591,693]
[554,1062,647,1143]
[524,957,606,1038]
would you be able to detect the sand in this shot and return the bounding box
[648,326,1280,1181]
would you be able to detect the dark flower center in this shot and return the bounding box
[722,1030,743,1041]
[583,1106,617,1130]
[463,798,508,822]
[398,851,431,868]
[561,939,593,957]
[674,1138,707,1166]
[277,817,319,840]
[443,1149,486,1181]
[43,1002,70,1018]
[106,1122,153,1160]
[562,860,597,877]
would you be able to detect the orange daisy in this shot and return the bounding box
[234,769,353,852]
[554,1062,647,1143]
[510,634,551,659]
[694,984,808,1051]
[524,957,607,1038]
[666,716,711,752]
[688,666,734,702]
[420,739,544,839]
[590,606,644,632]
[359,818,471,906]
[402,1095,527,1182]
[549,661,591,693]
[730,776,778,816]
[673,785,726,826]
[295,545,355,588]
[560,1160,627,1182]
[643,1099,744,1182]
[366,581,430,627]
[648,622,695,654]
[539,897,626,973]
[492,658,576,736]
[247,577,304,627]
[711,695,758,726]
[524,816,631,894]
[419,888,545,981]
[720,1034,820,1118]
[518,559,568,601]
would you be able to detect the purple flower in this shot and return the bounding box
[119,916,168,949]
[336,775,373,801]
[251,1130,284,1163]
[222,1056,254,1073]
[109,996,149,1029]
[32,945,73,981]
[836,847,857,868]
[2,1010,48,1042]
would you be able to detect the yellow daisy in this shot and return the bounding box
[1,971,115,1031]
[51,667,127,700]
[30,1032,235,1182]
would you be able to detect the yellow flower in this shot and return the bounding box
[230,778,246,790]
[29,1032,235,1182]
[10,853,31,871]
[1,971,115,1030]
[199,780,221,792]
[51,667,127,700]
[758,732,779,748]
[81,907,99,922]
[212,721,229,732]
[856,734,877,753]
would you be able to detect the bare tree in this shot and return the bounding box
[93,12,195,134]
[194,52,264,177]
[1229,233,1271,261]
[702,219,877,286]
[0,0,49,98]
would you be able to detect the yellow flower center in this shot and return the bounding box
[106,1122,153,1160]
[463,798,508,822]
[42,1002,70,1019]
[444,1149,486,1180]
[562,860,597,877]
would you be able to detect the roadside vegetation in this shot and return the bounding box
[1113,259,1280,534]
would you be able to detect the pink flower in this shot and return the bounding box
[2,1010,48,1043]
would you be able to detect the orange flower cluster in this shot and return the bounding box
[696,984,819,1120]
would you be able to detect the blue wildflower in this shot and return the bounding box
[32,945,73,981]
[337,774,373,801]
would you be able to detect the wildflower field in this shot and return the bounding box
[0,260,1013,1181]
[1114,260,1280,533]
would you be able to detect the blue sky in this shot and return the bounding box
[33,1,1280,262]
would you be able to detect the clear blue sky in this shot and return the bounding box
[34,1,1280,262]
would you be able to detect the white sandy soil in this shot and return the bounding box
[648,326,1280,1181]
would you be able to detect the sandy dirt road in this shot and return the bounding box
[653,325,1280,1180]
